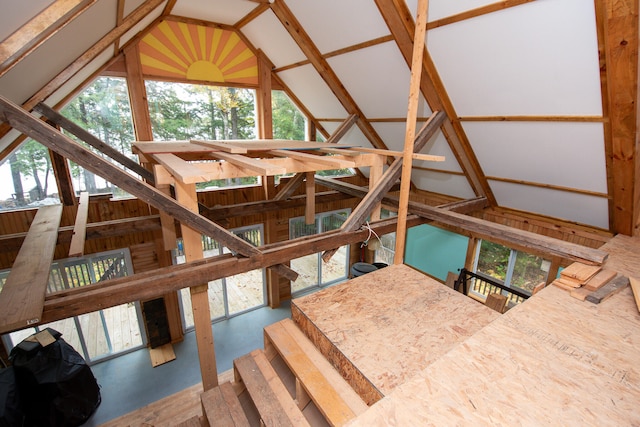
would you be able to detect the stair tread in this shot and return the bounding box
[174,415,201,427]
[201,381,250,427]
[264,318,368,426]
[234,349,310,427]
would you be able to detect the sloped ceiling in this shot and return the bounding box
[0,0,636,234]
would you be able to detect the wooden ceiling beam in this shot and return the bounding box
[208,151,286,176]
[325,114,358,144]
[316,176,608,266]
[270,1,391,152]
[374,0,496,205]
[40,215,427,326]
[0,94,260,258]
[339,111,446,233]
[0,191,354,253]
[272,173,306,201]
[0,0,97,78]
[34,102,155,183]
[268,149,356,169]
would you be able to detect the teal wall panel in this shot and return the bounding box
[404,224,469,281]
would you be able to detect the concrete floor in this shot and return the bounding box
[83,301,292,426]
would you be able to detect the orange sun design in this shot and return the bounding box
[139,21,258,86]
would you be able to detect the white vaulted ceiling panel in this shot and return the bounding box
[0,0,53,41]
[428,0,602,116]
[320,122,370,148]
[371,122,461,173]
[413,171,476,200]
[490,181,609,230]
[120,1,167,48]
[242,10,307,68]
[465,121,607,193]
[404,0,498,22]
[123,0,147,16]
[328,42,428,119]
[46,48,117,108]
[0,0,117,105]
[277,64,347,119]
[171,0,257,26]
[286,0,389,54]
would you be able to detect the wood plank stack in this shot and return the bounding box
[551,262,619,302]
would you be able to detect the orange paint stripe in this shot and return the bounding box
[140,42,188,75]
[223,57,258,78]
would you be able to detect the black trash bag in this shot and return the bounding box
[10,328,101,427]
[0,366,24,427]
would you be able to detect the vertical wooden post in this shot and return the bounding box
[126,45,183,342]
[368,154,384,222]
[394,0,429,265]
[256,50,273,139]
[305,172,315,225]
[464,237,478,271]
[124,44,153,141]
[547,257,562,285]
[174,179,218,390]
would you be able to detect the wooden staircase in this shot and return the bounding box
[193,318,368,427]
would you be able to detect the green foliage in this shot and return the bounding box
[62,77,135,154]
[476,240,510,280]
[272,91,305,140]
[61,77,135,193]
[476,239,548,292]
[11,139,52,201]
[145,81,256,140]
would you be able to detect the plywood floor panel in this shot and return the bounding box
[292,264,500,401]
[348,234,640,426]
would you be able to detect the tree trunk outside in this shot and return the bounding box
[9,153,25,205]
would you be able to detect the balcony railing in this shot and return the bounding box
[454,268,530,305]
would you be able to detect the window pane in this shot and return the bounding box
[510,251,549,294]
[226,270,265,315]
[208,279,226,320]
[272,90,306,140]
[78,311,110,360]
[476,240,510,281]
[102,304,143,353]
[321,245,348,284]
[180,288,194,329]
[374,233,395,265]
[291,254,319,293]
[39,318,83,357]
[0,140,58,211]
[290,218,318,239]
[61,77,135,197]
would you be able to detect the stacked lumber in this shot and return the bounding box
[551,262,622,302]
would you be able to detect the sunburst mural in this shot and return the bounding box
[138,20,258,86]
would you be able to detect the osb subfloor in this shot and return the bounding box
[291,264,500,402]
[348,234,640,426]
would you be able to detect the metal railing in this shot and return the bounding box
[455,268,530,305]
